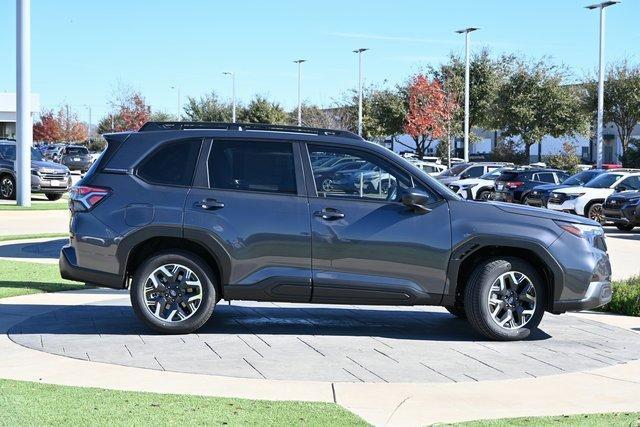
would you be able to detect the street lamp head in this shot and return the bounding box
[586,1,620,9]
[455,27,479,34]
[293,59,307,64]
[222,71,234,76]
[353,48,369,54]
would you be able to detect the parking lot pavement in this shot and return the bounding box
[0,210,69,236]
[604,226,640,280]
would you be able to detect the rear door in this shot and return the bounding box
[183,138,312,302]
[305,144,451,306]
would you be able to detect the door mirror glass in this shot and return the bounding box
[401,188,432,213]
[615,185,626,193]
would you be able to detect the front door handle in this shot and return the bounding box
[314,207,345,221]
[195,198,225,210]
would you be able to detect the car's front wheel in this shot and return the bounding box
[130,251,217,334]
[587,202,606,224]
[45,193,63,201]
[0,174,16,200]
[464,257,545,341]
[616,224,634,232]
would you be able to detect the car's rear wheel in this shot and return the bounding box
[45,193,63,201]
[464,257,545,341]
[587,202,606,224]
[477,190,492,201]
[616,224,635,232]
[130,251,217,334]
[0,174,16,200]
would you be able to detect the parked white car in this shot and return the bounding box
[447,167,512,200]
[412,161,447,176]
[547,170,640,223]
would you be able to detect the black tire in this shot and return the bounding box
[0,174,16,200]
[521,195,531,205]
[445,305,467,319]
[45,193,63,201]
[587,202,606,225]
[464,257,546,341]
[616,224,635,232]
[476,190,492,202]
[130,251,217,334]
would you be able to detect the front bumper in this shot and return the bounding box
[553,281,612,312]
[60,245,124,289]
[548,199,579,215]
[603,203,640,226]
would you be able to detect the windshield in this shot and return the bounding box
[480,168,508,180]
[66,146,89,155]
[562,170,599,186]
[0,145,43,161]
[585,173,623,188]
[439,163,468,177]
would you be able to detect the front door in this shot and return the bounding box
[184,139,312,302]
[306,144,451,306]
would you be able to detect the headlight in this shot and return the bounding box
[460,183,478,189]
[31,169,40,176]
[626,198,640,206]
[567,193,585,200]
[555,221,604,246]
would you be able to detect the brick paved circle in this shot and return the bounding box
[9,295,640,383]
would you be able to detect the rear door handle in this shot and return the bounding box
[314,207,345,221]
[194,198,225,210]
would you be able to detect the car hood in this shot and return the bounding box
[531,183,569,193]
[450,178,492,186]
[489,201,599,226]
[436,176,459,185]
[552,186,594,195]
[32,160,69,172]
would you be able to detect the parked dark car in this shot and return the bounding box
[60,145,93,172]
[492,169,570,204]
[60,122,612,341]
[313,159,367,192]
[526,170,607,208]
[0,141,71,200]
[435,162,512,186]
[603,190,640,231]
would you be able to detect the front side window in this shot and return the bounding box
[308,145,435,203]
[619,175,640,190]
[208,140,296,194]
[137,139,201,186]
[464,166,484,178]
[534,173,555,183]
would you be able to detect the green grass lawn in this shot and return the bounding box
[0,379,366,426]
[0,233,68,242]
[0,202,68,211]
[0,259,85,299]
[455,412,640,426]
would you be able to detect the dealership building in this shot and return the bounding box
[0,92,40,139]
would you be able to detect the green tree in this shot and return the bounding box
[288,103,342,128]
[585,60,640,162]
[149,110,176,122]
[545,141,581,173]
[183,92,233,122]
[239,95,287,124]
[495,58,588,161]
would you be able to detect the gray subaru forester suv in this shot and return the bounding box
[60,122,612,341]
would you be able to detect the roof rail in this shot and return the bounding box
[138,122,363,140]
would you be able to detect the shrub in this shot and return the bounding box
[598,277,640,317]
[545,141,581,173]
[491,138,528,164]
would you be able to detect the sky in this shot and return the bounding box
[1,0,639,122]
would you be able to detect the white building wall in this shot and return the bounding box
[0,93,40,139]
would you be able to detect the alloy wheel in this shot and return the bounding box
[589,204,605,224]
[144,264,203,322]
[0,177,14,199]
[487,271,536,330]
[321,178,333,192]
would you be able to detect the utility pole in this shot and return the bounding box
[586,1,619,169]
[170,85,181,121]
[84,105,92,143]
[455,27,478,163]
[223,72,236,123]
[353,48,369,137]
[16,0,32,206]
[293,59,306,126]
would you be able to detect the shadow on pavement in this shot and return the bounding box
[4,301,552,342]
[0,239,67,260]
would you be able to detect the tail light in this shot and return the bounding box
[505,181,524,189]
[69,185,111,212]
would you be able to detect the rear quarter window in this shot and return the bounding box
[136,138,202,186]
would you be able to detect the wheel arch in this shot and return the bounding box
[443,236,564,311]
[584,198,606,218]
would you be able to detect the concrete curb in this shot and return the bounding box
[1,289,639,426]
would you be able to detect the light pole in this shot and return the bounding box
[170,85,181,121]
[353,48,369,137]
[293,59,306,126]
[222,72,236,123]
[586,1,619,169]
[83,104,92,143]
[16,0,31,206]
[455,27,478,163]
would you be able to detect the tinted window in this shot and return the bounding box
[464,166,484,178]
[66,146,89,155]
[563,171,598,185]
[208,140,296,194]
[308,145,435,203]
[620,176,640,190]
[534,172,555,183]
[585,173,623,188]
[0,145,43,161]
[137,139,201,186]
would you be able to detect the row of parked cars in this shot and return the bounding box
[435,161,640,231]
[38,143,94,173]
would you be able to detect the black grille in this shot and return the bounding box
[548,193,566,204]
[41,172,67,180]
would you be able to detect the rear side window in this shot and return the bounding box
[533,172,555,183]
[208,140,296,194]
[137,139,201,186]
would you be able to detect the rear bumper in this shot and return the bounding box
[552,281,612,312]
[59,245,125,289]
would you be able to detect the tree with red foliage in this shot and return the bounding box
[33,107,87,142]
[404,75,457,159]
[98,88,151,133]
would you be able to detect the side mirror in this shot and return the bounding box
[460,173,469,179]
[401,188,432,213]
[615,186,626,193]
